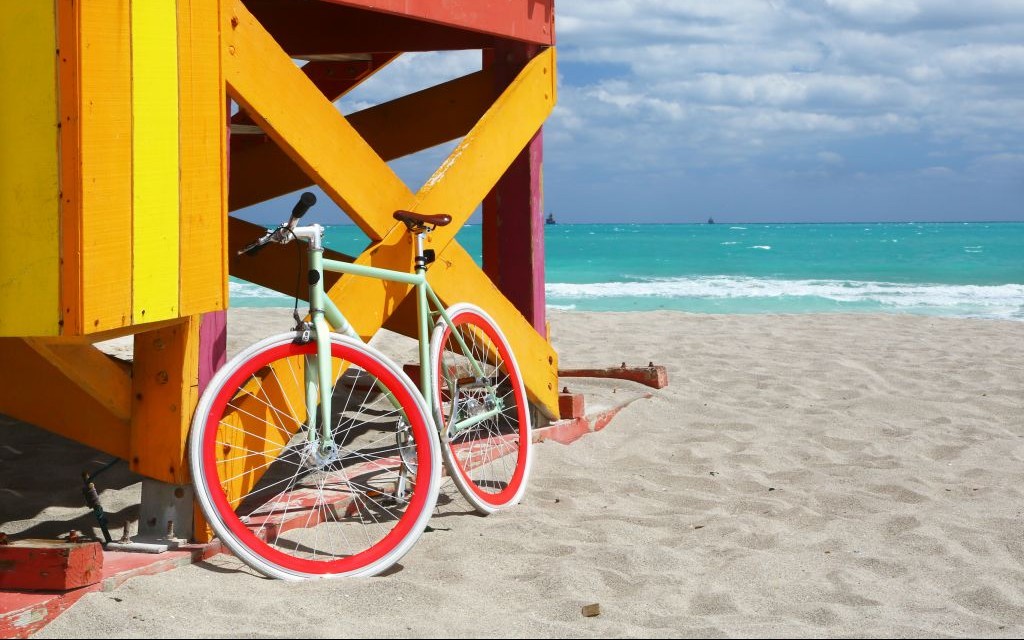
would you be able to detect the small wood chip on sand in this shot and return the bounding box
[581,603,601,617]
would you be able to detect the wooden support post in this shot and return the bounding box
[192,310,225,542]
[129,317,200,484]
[197,311,226,390]
[483,42,547,336]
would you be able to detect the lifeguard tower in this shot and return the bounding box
[0,0,557,546]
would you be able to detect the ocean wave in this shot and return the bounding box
[729,226,747,230]
[546,277,1024,319]
[749,245,772,250]
[230,281,292,300]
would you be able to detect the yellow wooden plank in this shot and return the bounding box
[228,68,496,211]
[77,0,134,334]
[0,339,130,458]
[313,51,559,415]
[427,243,559,419]
[317,48,555,338]
[222,0,412,240]
[132,0,181,323]
[0,3,61,336]
[178,0,227,316]
[130,317,200,484]
[414,48,556,251]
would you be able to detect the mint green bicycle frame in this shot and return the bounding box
[296,224,499,454]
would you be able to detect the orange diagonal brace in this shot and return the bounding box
[312,41,552,331]
[313,49,559,416]
[222,0,558,417]
[228,67,496,211]
[428,243,559,417]
[0,339,130,458]
[412,47,556,249]
[24,339,132,423]
[221,0,410,240]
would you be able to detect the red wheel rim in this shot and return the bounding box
[201,340,432,575]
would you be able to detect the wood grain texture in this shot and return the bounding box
[131,0,181,323]
[77,0,134,334]
[0,3,61,336]
[222,0,411,241]
[0,339,130,458]
[228,68,494,211]
[130,317,200,484]
[178,0,227,316]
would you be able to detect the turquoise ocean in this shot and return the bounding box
[231,222,1024,321]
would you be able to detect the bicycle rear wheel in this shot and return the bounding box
[429,304,532,514]
[189,332,440,579]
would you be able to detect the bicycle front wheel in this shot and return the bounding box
[189,332,440,579]
[429,304,532,514]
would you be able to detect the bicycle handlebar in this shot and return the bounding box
[291,191,316,220]
[238,192,317,256]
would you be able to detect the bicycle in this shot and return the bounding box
[188,193,532,579]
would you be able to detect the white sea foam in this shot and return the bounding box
[749,245,772,250]
[730,226,747,230]
[546,276,1024,319]
[230,281,292,301]
[721,241,739,245]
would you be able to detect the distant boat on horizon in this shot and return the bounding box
[546,212,556,225]
[707,216,715,224]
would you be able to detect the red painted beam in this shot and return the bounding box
[0,540,103,591]
[482,43,547,335]
[251,0,555,47]
[198,312,226,393]
[243,1,498,55]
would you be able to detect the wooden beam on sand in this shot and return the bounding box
[559,364,670,390]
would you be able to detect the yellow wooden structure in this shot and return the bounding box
[0,0,558,538]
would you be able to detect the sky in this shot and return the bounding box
[242,0,1024,224]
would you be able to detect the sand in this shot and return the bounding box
[3,310,1024,637]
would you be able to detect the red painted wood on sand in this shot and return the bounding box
[0,541,102,592]
[558,392,585,420]
[0,542,221,639]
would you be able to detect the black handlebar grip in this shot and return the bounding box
[291,192,317,219]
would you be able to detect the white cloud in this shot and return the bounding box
[300,0,1023,219]
[550,0,1024,190]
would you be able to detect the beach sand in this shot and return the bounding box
[4,310,1024,637]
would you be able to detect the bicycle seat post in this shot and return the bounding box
[414,231,428,274]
